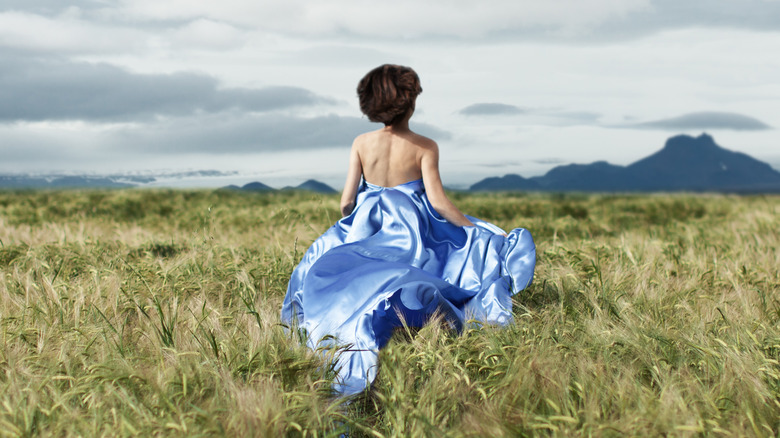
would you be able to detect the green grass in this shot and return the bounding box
[0,189,778,436]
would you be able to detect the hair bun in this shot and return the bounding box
[357,64,422,126]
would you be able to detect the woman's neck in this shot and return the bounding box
[385,118,411,132]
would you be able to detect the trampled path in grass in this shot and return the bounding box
[0,189,778,436]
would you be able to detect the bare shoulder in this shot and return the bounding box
[351,131,374,154]
[409,132,438,152]
[353,128,387,146]
[352,131,372,146]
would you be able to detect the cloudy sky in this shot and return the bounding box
[1,0,779,189]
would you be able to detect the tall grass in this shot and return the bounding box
[0,189,778,436]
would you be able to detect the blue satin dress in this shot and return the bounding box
[281,178,535,396]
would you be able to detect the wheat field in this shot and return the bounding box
[0,189,778,436]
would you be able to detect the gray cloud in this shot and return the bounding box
[482,0,780,42]
[0,111,452,174]
[110,113,450,153]
[459,103,526,116]
[0,51,334,122]
[411,121,452,141]
[611,0,780,36]
[4,0,780,46]
[554,111,601,124]
[477,160,522,168]
[1,1,102,14]
[533,158,566,165]
[120,114,369,153]
[627,111,772,131]
[458,103,601,126]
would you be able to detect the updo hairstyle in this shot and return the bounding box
[357,64,422,126]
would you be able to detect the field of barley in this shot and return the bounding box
[0,188,778,437]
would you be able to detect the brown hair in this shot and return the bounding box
[357,64,422,126]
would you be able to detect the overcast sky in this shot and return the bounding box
[1,0,779,188]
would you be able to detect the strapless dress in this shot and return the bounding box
[281,178,535,396]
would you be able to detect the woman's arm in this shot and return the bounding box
[420,142,475,227]
[340,140,363,216]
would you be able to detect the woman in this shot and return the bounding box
[282,64,535,396]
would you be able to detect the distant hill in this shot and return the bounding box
[240,181,274,192]
[0,170,238,189]
[282,179,338,194]
[470,174,540,191]
[0,173,340,193]
[223,179,337,194]
[470,134,780,193]
[539,161,630,192]
[296,179,337,194]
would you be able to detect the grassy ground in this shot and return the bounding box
[0,189,778,437]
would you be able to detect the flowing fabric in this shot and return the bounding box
[281,178,535,396]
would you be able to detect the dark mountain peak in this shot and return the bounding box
[296,179,337,194]
[469,133,780,193]
[241,181,274,191]
[662,133,718,153]
[628,133,780,190]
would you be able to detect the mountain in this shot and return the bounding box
[470,174,540,191]
[294,179,337,194]
[240,181,274,191]
[469,133,780,193]
[540,161,630,191]
[626,133,780,191]
[222,179,337,193]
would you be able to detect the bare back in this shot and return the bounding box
[354,128,432,187]
[340,125,474,227]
